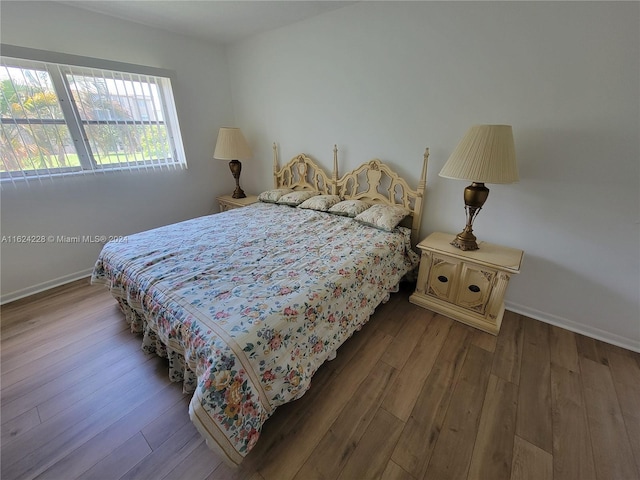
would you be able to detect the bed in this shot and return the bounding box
[91,144,429,465]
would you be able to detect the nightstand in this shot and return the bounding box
[216,194,259,212]
[409,232,523,335]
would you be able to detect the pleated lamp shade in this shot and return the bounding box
[439,125,518,184]
[213,127,252,160]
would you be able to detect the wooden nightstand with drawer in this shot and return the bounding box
[409,232,523,335]
[216,195,259,212]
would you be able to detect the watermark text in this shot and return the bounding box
[2,235,128,244]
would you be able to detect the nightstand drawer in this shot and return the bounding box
[427,254,459,302]
[455,264,496,315]
[216,194,258,212]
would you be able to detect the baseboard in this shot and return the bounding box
[1,269,94,305]
[506,301,640,353]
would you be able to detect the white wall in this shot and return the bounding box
[227,2,640,350]
[0,1,235,300]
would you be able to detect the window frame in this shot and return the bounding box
[1,44,187,182]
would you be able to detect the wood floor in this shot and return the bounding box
[1,279,639,480]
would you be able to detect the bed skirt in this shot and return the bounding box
[107,285,398,465]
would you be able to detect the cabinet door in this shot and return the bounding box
[455,264,495,315]
[427,255,459,302]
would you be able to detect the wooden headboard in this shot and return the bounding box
[273,143,429,245]
[337,151,428,246]
[272,143,338,195]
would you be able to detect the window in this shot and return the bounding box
[1,48,186,183]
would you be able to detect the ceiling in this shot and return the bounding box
[58,1,356,45]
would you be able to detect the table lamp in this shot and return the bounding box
[439,125,518,251]
[213,127,252,199]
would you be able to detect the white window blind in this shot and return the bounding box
[1,48,186,184]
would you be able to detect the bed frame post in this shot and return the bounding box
[419,147,428,192]
[411,147,429,246]
[273,142,279,188]
[332,145,339,195]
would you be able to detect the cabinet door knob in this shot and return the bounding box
[468,284,481,293]
[437,275,448,283]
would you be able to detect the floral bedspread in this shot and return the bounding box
[91,202,419,464]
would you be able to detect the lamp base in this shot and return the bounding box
[450,182,490,251]
[451,228,479,251]
[229,159,246,199]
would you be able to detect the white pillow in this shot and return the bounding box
[298,195,342,212]
[327,200,371,217]
[354,204,411,231]
[258,188,293,203]
[276,190,320,206]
